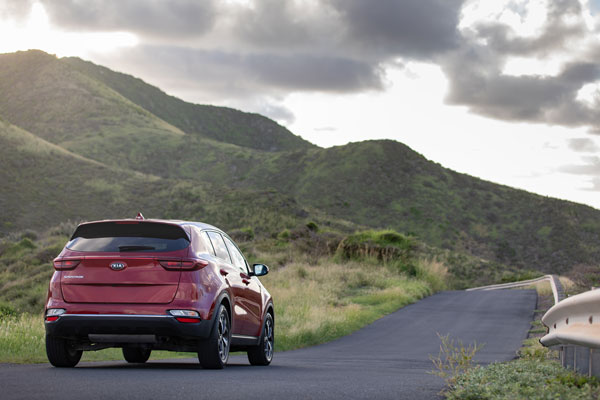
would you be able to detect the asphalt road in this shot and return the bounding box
[1,290,537,400]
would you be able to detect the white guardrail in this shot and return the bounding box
[468,274,600,377]
[466,274,562,305]
[538,286,600,377]
[540,289,600,348]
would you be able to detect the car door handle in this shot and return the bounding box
[220,269,229,276]
[242,279,250,285]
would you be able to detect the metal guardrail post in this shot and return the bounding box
[590,348,593,378]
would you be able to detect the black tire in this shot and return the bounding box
[122,347,151,363]
[247,313,274,366]
[198,304,230,369]
[46,334,82,368]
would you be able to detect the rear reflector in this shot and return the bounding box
[46,308,66,321]
[169,310,201,323]
[53,259,80,270]
[175,317,200,323]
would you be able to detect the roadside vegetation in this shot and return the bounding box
[440,285,600,399]
[0,224,447,363]
[3,219,599,365]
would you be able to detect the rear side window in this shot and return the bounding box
[224,236,248,273]
[206,232,231,263]
[66,221,190,252]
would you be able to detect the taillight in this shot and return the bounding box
[159,259,209,270]
[53,259,81,270]
[159,260,181,270]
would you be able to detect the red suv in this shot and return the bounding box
[44,217,274,369]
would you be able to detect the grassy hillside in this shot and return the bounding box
[1,50,600,275]
[0,118,315,236]
[63,56,314,152]
[241,140,600,274]
[0,119,166,230]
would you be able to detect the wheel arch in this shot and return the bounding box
[215,291,232,325]
[263,302,275,328]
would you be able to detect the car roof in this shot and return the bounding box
[75,219,224,234]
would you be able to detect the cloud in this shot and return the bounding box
[568,138,600,152]
[560,156,600,175]
[468,0,585,56]
[250,101,296,125]
[330,0,466,59]
[19,0,600,135]
[0,0,35,21]
[444,55,600,127]
[229,0,341,52]
[560,156,600,192]
[93,45,384,101]
[444,1,600,132]
[40,0,216,39]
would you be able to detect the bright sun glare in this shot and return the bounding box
[0,2,138,57]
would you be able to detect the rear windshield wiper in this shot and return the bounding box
[118,245,156,252]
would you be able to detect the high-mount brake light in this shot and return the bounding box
[159,259,209,270]
[53,259,80,270]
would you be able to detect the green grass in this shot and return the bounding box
[443,291,599,399]
[0,228,446,363]
[446,360,600,399]
[0,314,196,363]
[263,258,438,351]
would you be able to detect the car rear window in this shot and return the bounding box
[66,221,190,252]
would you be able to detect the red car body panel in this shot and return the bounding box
[45,219,273,350]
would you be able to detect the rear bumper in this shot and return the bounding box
[45,314,213,340]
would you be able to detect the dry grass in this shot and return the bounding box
[526,276,574,298]
[0,257,438,363]
[262,259,433,350]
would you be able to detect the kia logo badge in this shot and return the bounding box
[110,262,126,271]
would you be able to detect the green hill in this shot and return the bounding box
[63,56,314,152]
[0,118,165,229]
[241,140,600,273]
[1,50,600,275]
[0,119,310,237]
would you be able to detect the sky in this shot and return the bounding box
[1,0,600,209]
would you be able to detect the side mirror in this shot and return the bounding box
[251,263,269,277]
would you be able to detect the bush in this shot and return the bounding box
[228,227,255,242]
[19,230,38,241]
[336,230,417,264]
[0,303,17,321]
[306,221,319,232]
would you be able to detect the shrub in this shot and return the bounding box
[447,359,600,400]
[228,227,255,242]
[0,303,17,321]
[336,230,417,264]
[306,221,319,232]
[429,333,484,386]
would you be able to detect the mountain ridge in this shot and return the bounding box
[1,50,599,275]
